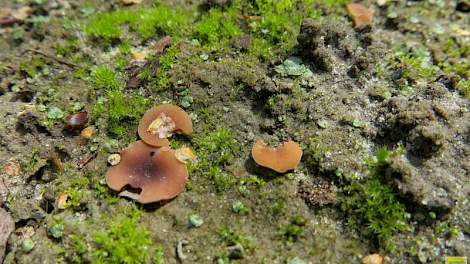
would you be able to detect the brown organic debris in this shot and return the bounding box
[138,104,193,147]
[251,139,302,173]
[298,181,337,207]
[105,141,188,204]
[4,159,20,176]
[347,3,374,28]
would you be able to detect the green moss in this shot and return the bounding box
[245,0,321,60]
[91,208,161,264]
[19,57,46,78]
[154,44,179,90]
[340,147,409,251]
[191,127,237,192]
[104,91,149,139]
[392,47,439,81]
[195,7,241,48]
[92,66,121,91]
[85,6,192,43]
[456,79,469,100]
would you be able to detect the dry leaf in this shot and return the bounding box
[55,192,68,210]
[175,146,197,164]
[131,52,146,62]
[151,36,172,54]
[80,126,94,139]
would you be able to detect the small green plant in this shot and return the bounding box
[340,147,409,251]
[92,208,161,264]
[279,215,306,242]
[220,226,255,251]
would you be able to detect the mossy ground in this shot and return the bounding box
[0,0,469,263]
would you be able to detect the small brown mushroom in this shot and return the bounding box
[138,104,193,147]
[106,140,188,204]
[251,139,302,173]
[347,3,374,28]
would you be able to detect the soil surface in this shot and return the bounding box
[0,0,469,263]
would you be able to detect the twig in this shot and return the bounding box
[22,48,77,68]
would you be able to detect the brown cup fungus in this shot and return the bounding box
[106,140,188,204]
[138,104,193,147]
[346,3,373,28]
[251,139,302,173]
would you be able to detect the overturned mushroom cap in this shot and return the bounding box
[138,104,193,147]
[106,140,188,204]
[251,139,302,173]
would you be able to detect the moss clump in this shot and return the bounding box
[90,66,149,139]
[340,147,409,251]
[392,47,439,81]
[279,215,306,243]
[92,66,121,91]
[92,209,162,264]
[85,6,192,43]
[191,127,237,192]
[195,7,241,48]
[243,0,321,60]
[220,226,255,251]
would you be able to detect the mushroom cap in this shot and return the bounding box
[138,104,193,147]
[346,3,373,28]
[251,139,302,173]
[105,140,188,204]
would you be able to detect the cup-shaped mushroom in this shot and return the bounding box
[106,140,188,204]
[138,104,193,147]
[251,139,302,173]
[346,3,373,28]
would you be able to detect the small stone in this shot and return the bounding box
[362,253,384,264]
[189,214,204,227]
[287,257,307,264]
[227,243,244,259]
[21,238,34,253]
[376,0,387,6]
[107,154,121,166]
[121,0,142,5]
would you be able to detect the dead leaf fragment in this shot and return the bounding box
[4,159,20,176]
[0,208,14,260]
[347,3,374,28]
[121,0,142,5]
[175,147,196,164]
[362,254,384,264]
[80,126,94,139]
[131,52,146,62]
[55,192,68,210]
[147,112,176,139]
